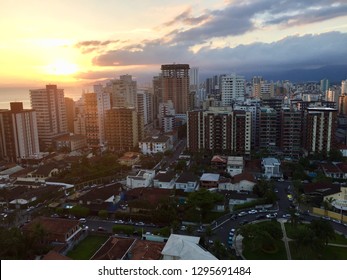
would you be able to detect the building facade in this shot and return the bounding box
[29,85,68,150]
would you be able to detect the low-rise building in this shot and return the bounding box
[227,156,244,177]
[200,173,220,189]
[175,172,199,192]
[139,135,172,155]
[54,134,87,152]
[262,157,281,179]
[126,170,156,189]
[153,171,176,189]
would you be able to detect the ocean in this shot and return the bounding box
[0,86,89,109]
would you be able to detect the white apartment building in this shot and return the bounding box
[221,74,245,106]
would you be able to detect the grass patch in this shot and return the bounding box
[243,238,287,260]
[67,235,108,260]
[284,222,306,239]
[330,233,347,245]
[289,241,347,260]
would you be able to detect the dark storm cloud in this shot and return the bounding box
[166,0,347,43]
[91,32,347,73]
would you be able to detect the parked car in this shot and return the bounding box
[248,209,258,214]
[238,211,247,217]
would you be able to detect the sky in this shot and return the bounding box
[1,0,347,88]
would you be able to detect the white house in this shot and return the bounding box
[161,234,217,260]
[139,135,172,155]
[153,171,176,189]
[126,170,156,189]
[175,172,199,192]
[226,156,244,177]
[262,157,281,179]
[218,172,256,192]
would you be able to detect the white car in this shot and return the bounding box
[248,209,258,214]
[238,211,248,217]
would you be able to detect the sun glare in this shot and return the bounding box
[45,60,78,75]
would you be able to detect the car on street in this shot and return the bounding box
[97,226,106,231]
[248,209,258,214]
[238,211,248,217]
[282,214,291,219]
[266,213,277,219]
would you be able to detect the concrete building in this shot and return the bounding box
[139,135,172,155]
[161,64,190,114]
[0,102,40,162]
[137,89,153,126]
[83,89,111,147]
[262,157,281,179]
[126,169,156,189]
[303,107,337,156]
[105,107,142,152]
[221,74,245,106]
[29,85,68,150]
[259,107,279,152]
[158,101,176,133]
[281,107,303,157]
[106,74,137,108]
[53,134,87,152]
[226,156,244,177]
[187,107,251,155]
[64,97,75,133]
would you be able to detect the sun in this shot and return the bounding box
[45,59,78,75]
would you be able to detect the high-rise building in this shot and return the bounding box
[338,95,347,116]
[187,107,251,155]
[65,97,75,133]
[105,107,142,151]
[29,85,68,150]
[303,107,337,155]
[259,107,279,152]
[106,75,137,108]
[158,101,175,133]
[83,88,111,147]
[320,78,329,95]
[342,79,347,95]
[137,89,153,126]
[0,102,40,162]
[221,74,245,106]
[189,67,199,92]
[281,107,303,157]
[161,64,190,114]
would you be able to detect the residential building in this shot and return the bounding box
[281,107,303,157]
[0,102,40,162]
[153,171,176,189]
[137,89,153,126]
[187,107,251,155]
[221,74,245,106]
[259,107,279,152]
[175,172,198,192]
[53,134,87,152]
[161,234,217,260]
[161,64,190,114]
[126,169,156,189]
[83,87,111,147]
[106,75,137,108]
[29,85,68,150]
[105,107,142,152]
[303,107,337,155]
[262,157,281,179]
[139,135,172,155]
[158,101,175,132]
[226,156,244,177]
[200,173,220,189]
[64,97,75,133]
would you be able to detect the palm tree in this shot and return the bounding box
[323,197,336,217]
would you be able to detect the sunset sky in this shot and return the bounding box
[1,0,347,87]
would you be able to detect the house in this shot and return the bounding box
[161,234,217,260]
[118,152,141,167]
[91,236,165,260]
[175,172,199,192]
[53,134,87,152]
[28,163,60,180]
[22,217,83,245]
[227,156,244,177]
[153,171,176,189]
[126,169,156,189]
[321,163,343,179]
[261,157,281,179]
[337,163,347,179]
[139,135,172,155]
[210,155,227,171]
[218,172,256,192]
[200,173,220,189]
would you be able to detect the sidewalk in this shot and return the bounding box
[278,218,292,260]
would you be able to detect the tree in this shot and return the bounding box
[310,219,335,246]
[98,210,108,220]
[70,205,90,218]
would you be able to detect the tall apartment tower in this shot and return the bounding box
[303,107,337,155]
[221,74,245,106]
[65,97,75,133]
[342,79,347,95]
[338,95,347,116]
[83,88,111,147]
[152,75,163,128]
[281,107,303,157]
[137,89,153,126]
[106,75,137,108]
[161,64,190,114]
[0,102,40,162]
[105,107,142,152]
[187,107,251,155]
[259,107,279,152]
[29,85,68,150]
